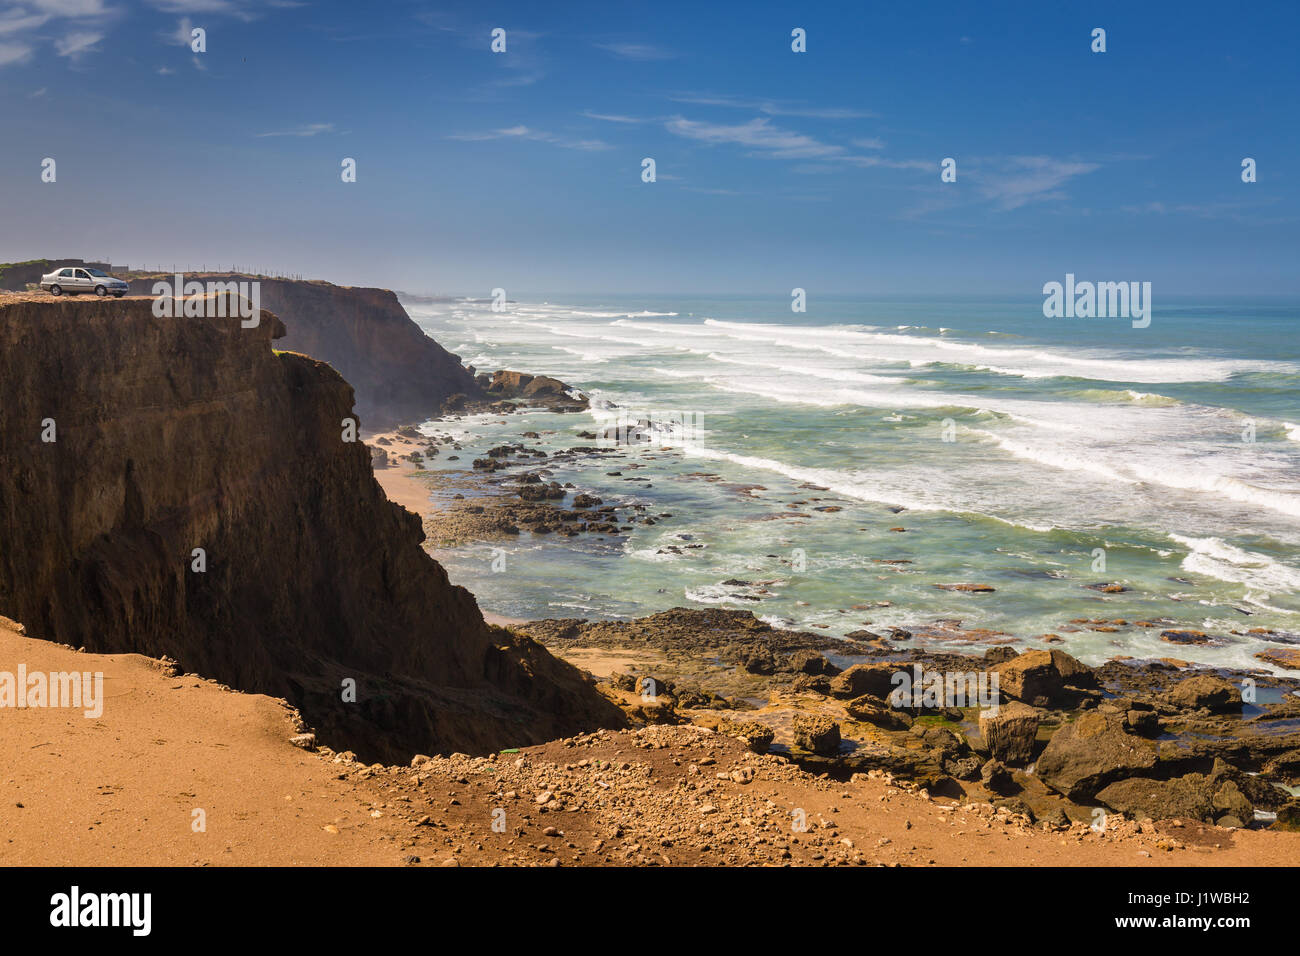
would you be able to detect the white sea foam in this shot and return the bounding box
[697,319,1292,384]
[1169,534,1300,592]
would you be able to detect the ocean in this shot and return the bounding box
[402,293,1300,672]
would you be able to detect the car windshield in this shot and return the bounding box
[86,269,108,277]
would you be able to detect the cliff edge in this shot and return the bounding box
[127,275,481,426]
[0,294,622,762]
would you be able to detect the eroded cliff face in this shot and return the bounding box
[127,276,481,427]
[0,295,622,762]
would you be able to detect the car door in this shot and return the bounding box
[54,268,76,289]
[73,269,93,292]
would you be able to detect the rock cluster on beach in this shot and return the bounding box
[513,607,1300,833]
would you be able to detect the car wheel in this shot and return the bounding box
[50,284,62,296]
[113,292,125,298]
[95,285,108,297]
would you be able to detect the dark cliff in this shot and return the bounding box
[0,295,622,762]
[127,275,481,427]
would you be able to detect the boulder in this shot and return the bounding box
[787,650,841,677]
[1095,775,1215,822]
[1254,647,1300,670]
[716,719,774,755]
[983,646,1019,666]
[944,755,983,781]
[1164,674,1241,712]
[1125,708,1161,736]
[1035,709,1159,799]
[978,701,1041,765]
[793,714,841,756]
[991,648,1093,706]
[1212,780,1254,825]
[829,663,899,700]
[846,695,913,730]
[1275,800,1300,832]
[981,758,1016,794]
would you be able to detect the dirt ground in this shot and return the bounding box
[3,619,1298,867]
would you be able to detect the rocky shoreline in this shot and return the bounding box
[374,385,1300,843]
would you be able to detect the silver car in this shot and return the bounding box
[41,266,129,298]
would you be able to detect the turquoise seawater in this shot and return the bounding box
[402,293,1300,671]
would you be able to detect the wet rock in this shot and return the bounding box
[1161,629,1211,645]
[1164,674,1242,712]
[1256,647,1300,670]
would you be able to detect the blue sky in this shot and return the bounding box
[1,0,1297,295]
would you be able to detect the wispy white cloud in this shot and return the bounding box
[1120,198,1289,223]
[162,15,193,46]
[851,137,885,150]
[897,155,1102,218]
[0,39,32,64]
[581,110,646,124]
[0,11,49,35]
[0,0,121,66]
[30,0,110,14]
[256,122,335,138]
[55,30,102,58]
[974,156,1099,209]
[665,116,844,159]
[838,154,932,171]
[147,0,258,22]
[449,125,611,151]
[669,92,874,120]
[595,41,674,61]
